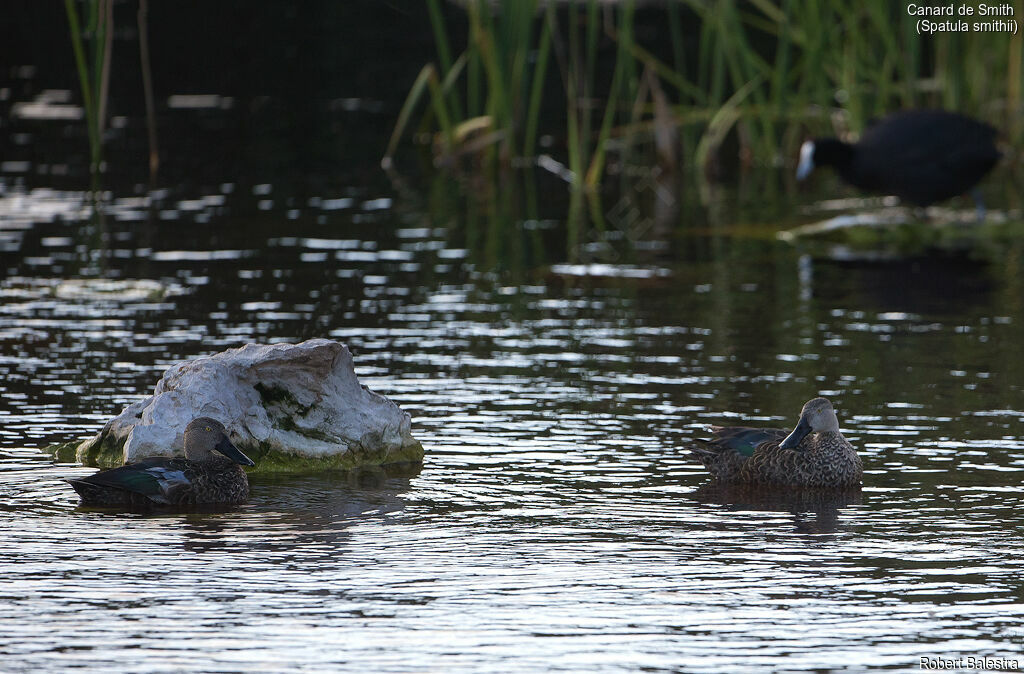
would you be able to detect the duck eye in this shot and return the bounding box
[205,426,212,432]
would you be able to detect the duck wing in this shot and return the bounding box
[696,426,789,458]
[68,458,193,505]
[690,426,789,482]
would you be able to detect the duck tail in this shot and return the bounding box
[66,478,130,506]
[690,438,722,459]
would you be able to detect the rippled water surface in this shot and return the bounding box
[4,202,1024,671]
[5,9,1024,671]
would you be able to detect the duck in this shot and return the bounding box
[796,109,1000,209]
[692,397,862,488]
[67,417,255,507]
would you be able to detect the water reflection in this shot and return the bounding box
[2,199,1024,668]
[808,253,996,315]
[688,482,863,535]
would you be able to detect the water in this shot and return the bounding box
[4,9,1024,672]
[3,195,1024,671]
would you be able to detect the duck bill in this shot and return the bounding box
[779,415,812,450]
[215,435,256,466]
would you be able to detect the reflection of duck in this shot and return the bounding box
[178,465,422,554]
[688,481,862,535]
[692,398,863,488]
[797,110,1000,208]
[67,417,254,507]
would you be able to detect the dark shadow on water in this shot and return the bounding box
[809,252,994,315]
[164,465,423,554]
[249,461,421,514]
[689,481,863,535]
[73,501,246,516]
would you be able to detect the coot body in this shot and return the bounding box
[797,110,1000,207]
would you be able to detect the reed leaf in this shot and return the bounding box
[523,3,554,158]
[383,64,443,168]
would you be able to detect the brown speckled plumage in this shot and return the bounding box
[692,398,863,488]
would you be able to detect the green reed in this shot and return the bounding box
[64,0,113,187]
[66,0,161,188]
[388,0,1022,225]
[384,0,639,192]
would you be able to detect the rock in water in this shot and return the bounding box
[74,339,424,470]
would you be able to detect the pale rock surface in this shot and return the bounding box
[75,339,423,469]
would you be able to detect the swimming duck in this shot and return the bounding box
[797,109,1000,208]
[68,417,255,507]
[692,397,862,488]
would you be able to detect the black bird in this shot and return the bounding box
[797,109,1000,210]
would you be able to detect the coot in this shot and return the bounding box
[797,110,1000,208]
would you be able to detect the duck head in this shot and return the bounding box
[779,397,840,450]
[183,417,255,466]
